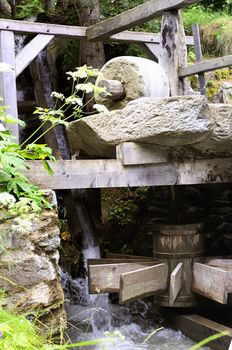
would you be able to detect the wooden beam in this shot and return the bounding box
[159,10,189,95]
[174,314,232,350]
[179,55,232,77]
[0,19,86,38]
[192,263,232,304]
[23,159,178,189]
[106,252,153,260]
[15,34,54,77]
[119,263,168,304]
[0,30,18,142]
[0,19,194,45]
[86,0,199,41]
[141,43,159,62]
[22,157,232,189]
[116,142,169,165]
[88,262,155,293]
[110,31,194,46]
[170,263,183,305]
[88,258,156,265]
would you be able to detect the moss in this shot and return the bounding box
[206,68,232,101]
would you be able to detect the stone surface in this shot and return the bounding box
[67,95,212,158]
[193,104,232,156]
[95,56,169,111]
[0,190,66,333]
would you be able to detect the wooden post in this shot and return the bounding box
[192,24,205,95]
[0,30,18,142]
[159,10,189,96]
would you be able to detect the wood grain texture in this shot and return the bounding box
[86,0,199,41]
[170,263,183,305]
[179,55,232,77]
[116,142,169,165]
[16,34,54,77]
[88,262,155,293]
[0,19,194,45]
[192,262,232,304]
[174,314,232,350]
[22,158,232,189]
[119,263,168,304]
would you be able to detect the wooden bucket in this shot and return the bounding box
[153,223,205,307]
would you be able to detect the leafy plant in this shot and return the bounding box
[0,65,107,215]
[0,306,123,350]
[17,0,45,19]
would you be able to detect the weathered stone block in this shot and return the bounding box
[67,96,212,158]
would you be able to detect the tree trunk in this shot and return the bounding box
[76,0,105,68]
[0,0,11,17]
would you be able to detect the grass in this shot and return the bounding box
[0,307,122,350]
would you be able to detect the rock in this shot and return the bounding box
[6,280,64,313]
[193,104,232,156]
[0,190,66,332]
[0,252,56,291]
[67,96,212,158]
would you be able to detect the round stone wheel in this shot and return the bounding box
[95,56,170,110]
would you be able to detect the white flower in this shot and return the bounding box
[76,83,94,94]
[65,96,83,106]
[0,192,16,208]
[93,104,109,113]
[51,92,65,100]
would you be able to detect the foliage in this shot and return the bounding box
[0,65,107,215]
[0,114,53,214]
[182,5,226,35]
[0,306,124,350]
[17,0,45,18]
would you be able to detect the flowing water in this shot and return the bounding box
[61,222,210,350]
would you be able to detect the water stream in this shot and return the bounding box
[61,224,210,350]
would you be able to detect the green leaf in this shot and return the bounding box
[42,160,54,176]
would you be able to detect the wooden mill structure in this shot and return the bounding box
[0,0,232,348]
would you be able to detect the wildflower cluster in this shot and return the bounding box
[34,65,109,128]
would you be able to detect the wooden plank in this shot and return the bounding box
[141,43,159,62]
[174,314,232,350]
[0,30,18,142]
[106,252,152,260]
[88,258,156,265]
[192,263,232,304]
[116,142,169,165]
[0,19,194,45]
[0,19,86,38]
[110,31,194,45]
[88,262,155,293]
[177,158,232,185]
[170,263,183,305]
[119,263,168,304]
[15,34,54,77]
[192,24,205,95]
[22,157,232,189]
[179,55,232,77]
[207,259,232,270]
[23,159,178,189]
[86,0,200,41]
